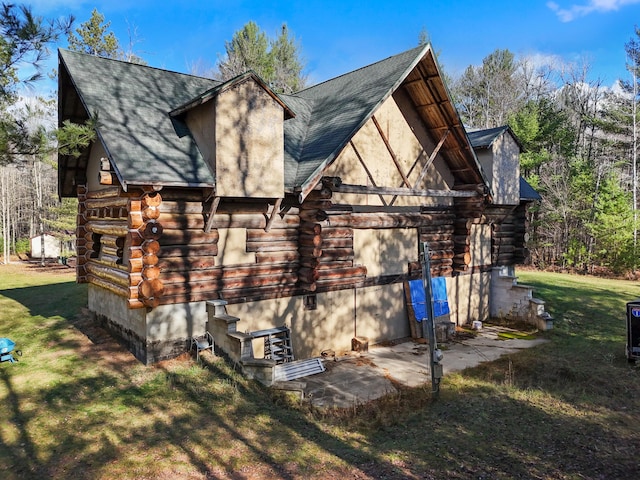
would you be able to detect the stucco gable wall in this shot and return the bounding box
[185,79,285,198]
[325,93,453,208]
[494,135,520,205]
[491,133,520,205]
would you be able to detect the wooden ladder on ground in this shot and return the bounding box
[250,326,294,364]
[263,327,294,364]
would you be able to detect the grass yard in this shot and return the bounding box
[1,263,640,479]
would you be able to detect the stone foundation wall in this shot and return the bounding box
[490,268,532,318]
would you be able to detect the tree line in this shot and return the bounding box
[448,45,640,273]
[1,3,639,274]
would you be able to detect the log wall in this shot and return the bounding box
[156,192,301,305]
[77,177,506,311]
[79,184,166,309]
[492,203,529,265]
[452,193,485,273]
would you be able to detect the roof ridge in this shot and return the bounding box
[59,48,221,83]
[295,44,426,95]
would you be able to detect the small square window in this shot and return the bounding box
[304,294,317,311]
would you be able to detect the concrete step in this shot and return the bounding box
[529,298,546,316]
[537,312,554,331]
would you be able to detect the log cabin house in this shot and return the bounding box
[58,43,546,368]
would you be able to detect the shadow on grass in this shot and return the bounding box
[3,342,639,479]
[0,281,87,321]
[2,271,640,478]
[0,351,420,479]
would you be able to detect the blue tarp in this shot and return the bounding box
[407,278,450,322]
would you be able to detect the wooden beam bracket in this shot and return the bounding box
[264,198,284,232]
[349,141,388,206]
[371,114,412,188]
[414,128,450,188]
[204,196,221,233]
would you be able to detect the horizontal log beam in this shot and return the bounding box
[319,248,354,261]
[87,220,128,237]
[160,228,219,245]
[324,212,447,229]
[321,227,353,238]
[316,265,367,280]
[161,212,299,230]
[157,284,300,306]
[317,260,354,270]
[246,240,298,253]
[321,237,353,249]
[246,229,299,242]
[86,186,121,199]
[85,196,129,209]
[255,251,300,264]
[161,275,301,297]
[156,256,218,272]
[419,225,455,234]
[101,235,125,249]
[157,243,219,258]
[332,183,479,198]
[87,273,130,298]
[86,262,130,287]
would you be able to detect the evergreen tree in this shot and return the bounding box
[216,21,306,94]
[452,49,522,128]
[66,9,146,65]
[217,21,271,82]
[269,24,306,94]
[0,4,71,164]
[67,8,120,58]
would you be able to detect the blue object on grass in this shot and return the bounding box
[0,337,19,363]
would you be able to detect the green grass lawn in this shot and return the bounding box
[1,263,640,479]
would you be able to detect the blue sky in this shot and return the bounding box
[29,0,640,88]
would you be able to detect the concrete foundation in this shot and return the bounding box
[88,271,493,364]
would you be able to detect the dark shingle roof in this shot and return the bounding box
[467,125,523,152]
[59,49,220,190]
[520,177,542,201]
[59,44,484,198]
[288,45,427,190]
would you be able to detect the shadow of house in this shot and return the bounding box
[57,43,542,370]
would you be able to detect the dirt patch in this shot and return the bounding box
[69,307,140,368]
[25,262,75,274]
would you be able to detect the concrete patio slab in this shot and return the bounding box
[300,325,548,408]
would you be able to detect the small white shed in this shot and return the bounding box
[30,234,61,259]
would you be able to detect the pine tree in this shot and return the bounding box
[217,21,271,81]
[269,24,306,94]
[216,21,306,94]
[0,4,71,164]
[67,8,120,58]
[66,9,146,65]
